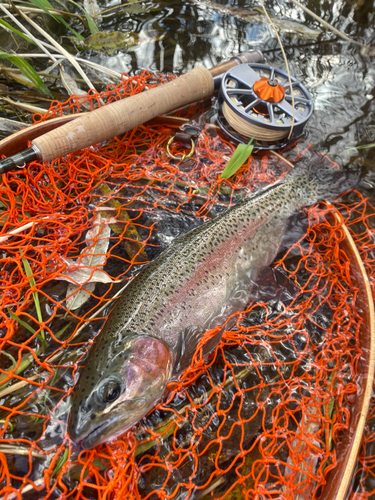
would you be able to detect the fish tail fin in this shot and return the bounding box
[285,156,359,205]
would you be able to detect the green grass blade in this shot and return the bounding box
[55,322,71,339]
[85,13,99,34]
[52,447,69,477]
[0,352,34,385]
[43,367,59,405]
[27,0,59,18]
[7,309,37,335]
[0,52,52,97]
[1,351,17,370]
[135,422,177,457]
[347,143,375,151]
[220,139,254,179]
[40,324,71,406]
[0,19,36,45]
[220,144,246,178]
[21,256,46,347]
[0,420,14,432]
[27,0,85,40]
[64,0,99,34]
[56,16,85,40]
[21,257,36,287]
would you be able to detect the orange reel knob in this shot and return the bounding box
[253,76,285,103]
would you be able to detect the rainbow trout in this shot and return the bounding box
[68,162,357,449]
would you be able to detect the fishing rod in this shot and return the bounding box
[0,50,264,174]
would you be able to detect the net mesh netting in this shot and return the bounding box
[0,71,374,500]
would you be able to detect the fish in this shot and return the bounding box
[68,160,357,449]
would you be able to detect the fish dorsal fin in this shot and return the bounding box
[173,325,223,375]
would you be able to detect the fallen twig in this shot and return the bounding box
[0,374,40,398]
[1,2,80,17]
[288,0,371,49]
[16,52,122,80]
[0,217,51,244]
[0,445,45,458]
[0,96,47,114]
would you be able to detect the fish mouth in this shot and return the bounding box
[80,418,132,450]
[79,398,148,449]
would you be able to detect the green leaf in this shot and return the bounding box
[0,19,36,45]
[7,309,37,335]
[0,420,14,432]
[55,322,71,339]
[21,255,46,347]
[220,139,254,180]
[0,351,34,385]
[346,143,375,151]
[65,0,99,34]
[0,52,52,97]
[1,351,17,370]
[27,0,85,41]
[52,447,69,478]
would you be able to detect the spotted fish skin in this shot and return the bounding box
[68,162,357,449]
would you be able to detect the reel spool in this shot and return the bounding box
[217,63,313,150]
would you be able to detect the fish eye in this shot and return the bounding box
[99,379,122,404]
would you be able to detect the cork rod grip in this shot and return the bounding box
[33,67,215,162]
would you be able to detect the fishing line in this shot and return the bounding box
[221,101,289,142]
[257,0,296,140]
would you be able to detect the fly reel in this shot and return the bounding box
[216,63,313,150]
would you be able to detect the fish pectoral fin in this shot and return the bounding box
[173,325,204,374]
[173,325,223,375]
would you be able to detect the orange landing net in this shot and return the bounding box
[0,71,374,500]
